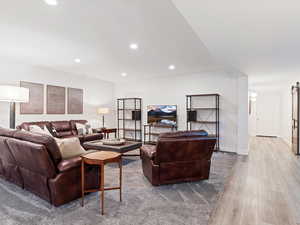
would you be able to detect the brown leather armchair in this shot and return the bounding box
[0,127,99,206]
[140,130,216,186]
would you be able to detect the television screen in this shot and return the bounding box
[147,105,177,126]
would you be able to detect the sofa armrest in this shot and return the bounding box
[141,145,156,160]
[57,150,98,172]
[57,156,81,172]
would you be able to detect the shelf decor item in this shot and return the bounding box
[97,107,110,128]
[186,94,220,151]
[117,98,142,142]
[0,85,29,128]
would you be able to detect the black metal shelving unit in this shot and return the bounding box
[143,124,177,145]
[117,98,142,142]
[186,94,220,151]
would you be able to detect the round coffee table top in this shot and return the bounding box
[82,151,121,163]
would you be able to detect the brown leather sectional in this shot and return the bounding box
[141,130,217,186]
[17,120,103,145]
[0,127,100,206]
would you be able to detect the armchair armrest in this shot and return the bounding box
[141,145,156,160]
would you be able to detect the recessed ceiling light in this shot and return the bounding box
[168,65,175,70]
[44,0,58,6]
[74,58,81,63]
[129,43,138,50]
[121,73,127,77]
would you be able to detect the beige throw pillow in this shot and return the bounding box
[75,123,87,135]
[76,123,93,135]
[55,137,86,159]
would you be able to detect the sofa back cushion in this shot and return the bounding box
[13,130,62,166]
[6,138,56,201]
[50,121,73,138]
[6,138,57,178]
[155,136,216,164]
[0,136,23,186]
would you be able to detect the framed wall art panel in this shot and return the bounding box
[20,81,44,114]
[67,87,83,114]
[47,85,66,114]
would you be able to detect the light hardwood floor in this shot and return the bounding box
[210,137,300,225]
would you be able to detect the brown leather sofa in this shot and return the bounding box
[17,120,103,145]
[0,127,100,206]
[140,130,217,186]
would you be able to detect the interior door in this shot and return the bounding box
[256,92,280,137]
[292,82,299,155]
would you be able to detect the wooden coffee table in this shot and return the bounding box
[81,151,122,215]
[83,140,142,156]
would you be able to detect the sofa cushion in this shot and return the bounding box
[51,121,71,132]
[55,137,86,160]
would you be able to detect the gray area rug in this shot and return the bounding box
[0,152,237,225]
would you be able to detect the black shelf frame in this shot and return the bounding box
[143,124,177,145]
[186,94,220,151]
[117,98,142,142]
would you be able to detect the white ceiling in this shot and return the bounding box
[0,0,220,82]
[172,0,300,81]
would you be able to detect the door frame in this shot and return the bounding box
[292,82,300,155]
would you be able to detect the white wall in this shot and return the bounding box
[115,71,249,154]
[0,61,115,128]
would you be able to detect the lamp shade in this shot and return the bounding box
[97,107,110,115]
[0,86,29,103]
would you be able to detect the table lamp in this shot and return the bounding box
[0,85,29,129]
[97,107,109,128]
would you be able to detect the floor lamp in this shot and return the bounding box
[0,85,29,129]
[97,107,110,129]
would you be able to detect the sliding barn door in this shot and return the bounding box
[292,82,300,155]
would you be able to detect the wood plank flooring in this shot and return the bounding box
[210,137,300,225]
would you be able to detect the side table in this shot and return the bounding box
[81,151,122,215]
[93,128,117,139]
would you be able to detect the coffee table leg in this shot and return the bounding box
[100,164,104,215]
[81,160,84,207]
[119,158,122,202]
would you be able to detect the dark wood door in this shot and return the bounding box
[292,82,300,155]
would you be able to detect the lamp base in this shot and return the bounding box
[10,102,16,129]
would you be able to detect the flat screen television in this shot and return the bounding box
[147,105,177,126]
